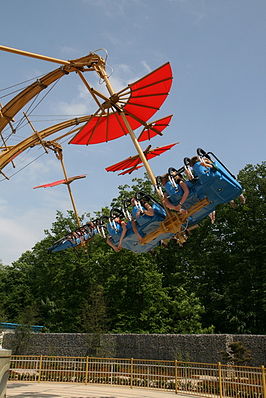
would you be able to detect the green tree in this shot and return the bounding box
[174,162,266,334]
[221,341,252,365]
[0,163,264,335]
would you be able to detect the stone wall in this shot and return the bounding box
[3,333,265,366]
[0,349,11,398]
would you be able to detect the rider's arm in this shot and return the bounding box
[143,202,154,217]
[118,221,127,248]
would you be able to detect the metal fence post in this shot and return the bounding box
[110,363,113,385]
[85,356,89,385]
[262,365,266,398]
[130,358,133,389]
[10,355,266,396]
[38,355,43,383]
[218,362,223,398]
[175,360,178,394]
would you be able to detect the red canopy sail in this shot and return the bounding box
[137,115,173,142]
[33,175,86,189]
[106,143,178,174]
[70,63,173,145]
[118,165,143,175]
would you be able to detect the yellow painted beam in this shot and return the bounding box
[0,115,92,171]
[0,50,104,134]
[140,198,210,244]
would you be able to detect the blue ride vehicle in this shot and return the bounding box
[160,148,243,227]
[105,197,174,254]
[48,148,243,254]
[48,222,97,253]
[105,148,243,253]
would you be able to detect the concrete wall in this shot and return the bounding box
[0,350,11,398]
[3,333,265,366]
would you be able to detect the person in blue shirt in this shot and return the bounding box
[189,156,214,182]
[130,196,154,242]
[131,197,154,219]
[160,172,190,214]
[106,216,128,251]
[189,156,216,223]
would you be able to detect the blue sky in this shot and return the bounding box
[0,0,265,265]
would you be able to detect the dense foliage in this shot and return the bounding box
[0,162,265,334]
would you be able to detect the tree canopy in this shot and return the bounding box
[0,162,265,334]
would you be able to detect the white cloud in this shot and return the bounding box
[141,60,152,73]
[0,215,41,265]
[2,152,59,185]
[0,194,70,265]
[59,46,81,58]
[56,101,90,116]
[102,31,135,48]
[32,187,70,209]
[55,83,106,116]
[52,62,143,113]
[78,84,93,100]
[108,75,128,93]
[107,63,141,92]
[0,199,8,213]
[22,157,59,182]
[168,0,207,24]
[82,0,130,17]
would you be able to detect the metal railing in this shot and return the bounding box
[9,355,266,398]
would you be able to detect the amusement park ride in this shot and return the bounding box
[0,45,243,254]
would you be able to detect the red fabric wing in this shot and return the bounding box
[33,179,68,189]
[146,143,177,158]
[106,143,177,173]
[33,175,86,189]
[124,63,172,122]
[105,155,141,172]
[70,63,173,145]
[137,115,173,142]
[118,165,143,175]
[70,112,139,145]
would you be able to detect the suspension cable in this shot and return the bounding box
[4,78,62,141]
[0,125,78,182]
[0,151,46,182]
[0,73,45,92]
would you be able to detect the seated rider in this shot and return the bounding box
[130,196,154,243]
[66,233,76,245]
[84,221,99,240]
[189,156,214,182]
[68,229,83,244]
[190,155,213,167]
[161,172,190,213]
[106,216,128,252]
[131,196,154,219]
[189,156,216,224]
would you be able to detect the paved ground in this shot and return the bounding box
[7,382,191,398]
